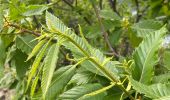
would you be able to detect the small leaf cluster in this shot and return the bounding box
[1,0,170,100]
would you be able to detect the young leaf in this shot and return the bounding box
[30,76,39,97]
[132,26,167,84]
[26,38,52,91]
[45,11,120,82]
[30,61,44,98]
[41,43,60,98]
[81,83,115,99]
[45,65,76,99]
[46,11,68,33]
[27,39,46,61]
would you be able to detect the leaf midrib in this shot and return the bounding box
[139,34,160,83]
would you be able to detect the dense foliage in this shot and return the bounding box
[1,0,170,100]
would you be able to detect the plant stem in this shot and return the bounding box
[8,24,41,37]
[62,0,92,25]
[3,16,41,37]
[116,84,135,100]
[135,0,140,22]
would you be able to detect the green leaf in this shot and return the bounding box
[0,7,3,31]
[100,10,120,20]
[22,5,48,16]
[59,83,106,100]
[109,29,122,46]
[46,11,68,33]
[80,83,115,99]
[104,88,123,100]
[132,26,167,84]
[52,66,72,81]
[46,11,90,55]
[71,69,94,85]
[0,28,15,47]
[0,68,15,88]
[85,24,102,39]
[152,73,170,83]
[30,76,39,97]
[163,50,170,70]
[45,11,120,82]
[45,65,76,99]
[41,43,60,98]
[129,77,170,100]
[85,20,120,39]
[27,39,46,61]
[132,20,163,37]
[127,28,142,47]
[27,38,52,90]
[31,88,42,100]
[16,35,37,54]
[9,3,25,20]
[81,49,120,80]
[0,38,6,78]
[13,49,31,79]
[0,31,14,70]
[46,11,93,56]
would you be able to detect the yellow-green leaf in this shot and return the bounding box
[26,38,52,91]
[41,43,60,98]
[27,39,46,61]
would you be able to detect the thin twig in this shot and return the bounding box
[91,1,119,58]
[108,0,120,15]
[0,33,18,35]
[3,16,10,25]
[3,15,41,36]
[46,0,54,13]
[62,0,92,25]
[116,84,135,100]
[6,22,58,43]
[135,1,149,22]
[8,24,41,37]
[47,0,61,6]
[138,5,149,21]
[4,16,40,37]
[53,6,70,11]
[99,0,103,10]
[63,0,74,8]
[135,0,140,22]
